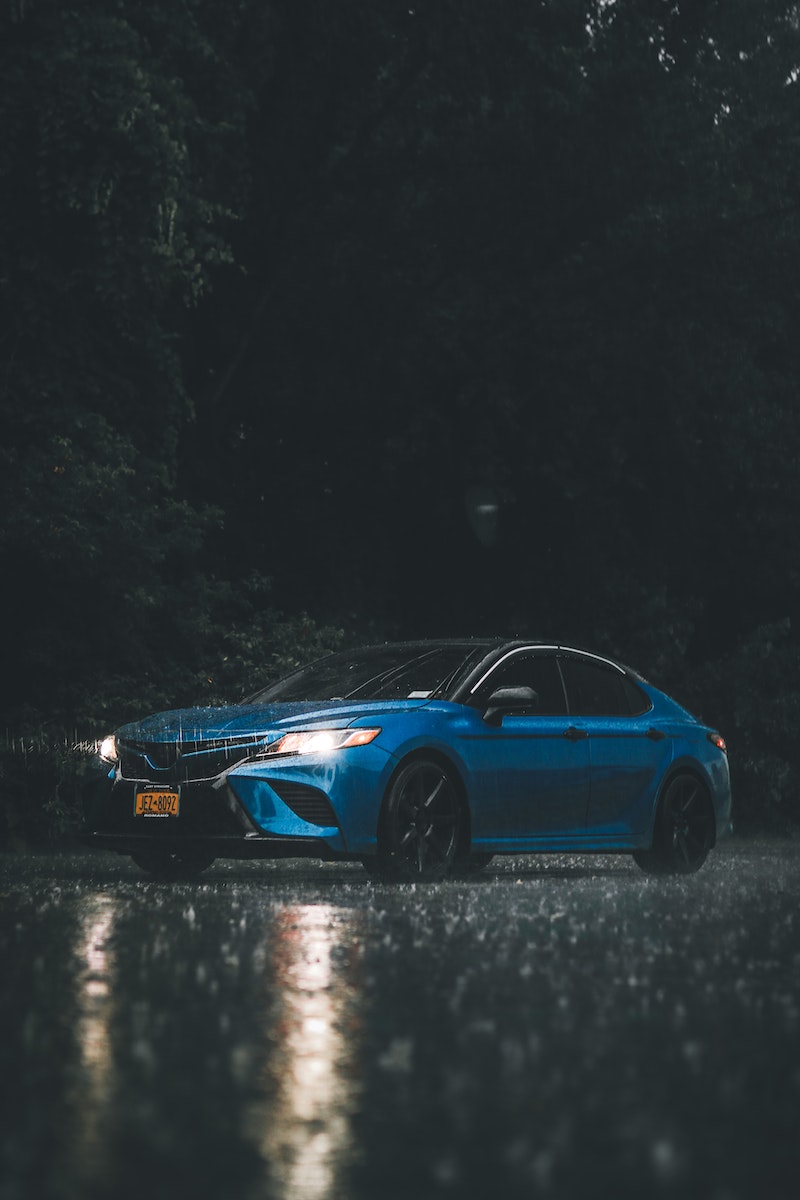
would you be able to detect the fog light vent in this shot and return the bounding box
[269,781,338,827]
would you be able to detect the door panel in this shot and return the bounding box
[476,715,591,837]
[584,720,673,835]
[464,649,590,840]
[557,654,673,837]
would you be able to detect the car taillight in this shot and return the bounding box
[707,731,727,753]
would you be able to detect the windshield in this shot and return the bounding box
[248,643,487,704]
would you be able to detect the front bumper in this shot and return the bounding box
[81,772,350,859]
[81,740,394,859]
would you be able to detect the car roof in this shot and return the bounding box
[339,638,638,697]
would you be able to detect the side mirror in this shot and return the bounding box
[483,685,538,726]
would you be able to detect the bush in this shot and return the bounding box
[0,730,97,849]
[683,621,800,835]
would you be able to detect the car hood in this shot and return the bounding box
[116,699,432,744]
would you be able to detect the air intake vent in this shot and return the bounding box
[269,781,338,827]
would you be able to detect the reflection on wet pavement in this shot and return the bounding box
[2,843,800,1200]
[71,895,117,1187]
[255,904,364,1198]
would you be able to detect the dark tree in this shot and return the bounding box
[4,0,800,834]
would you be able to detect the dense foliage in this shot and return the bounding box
[3,0,800,842]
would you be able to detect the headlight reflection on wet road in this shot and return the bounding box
[71,893,118,1187]
[254,903,365,1200]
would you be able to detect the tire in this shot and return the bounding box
[633,773,714,876]
[130,849,216,878]
[376,757,464,882]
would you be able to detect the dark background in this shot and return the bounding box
[3,0,800,838]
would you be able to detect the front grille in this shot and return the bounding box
[118,735,265,783]
[269,780,339,827]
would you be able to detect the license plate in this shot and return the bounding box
[135,787,180,817]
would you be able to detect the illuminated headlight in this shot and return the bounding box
[97,735,118,764]
[259,728,381,757]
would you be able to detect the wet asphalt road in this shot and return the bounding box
[1,840,799,1200]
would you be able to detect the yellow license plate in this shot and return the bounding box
[135,787,180,817]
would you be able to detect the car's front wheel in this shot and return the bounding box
[633,773,715,875]
[129,849,216,878]
[376,757,464,882]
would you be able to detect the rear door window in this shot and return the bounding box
[559,656,634,716]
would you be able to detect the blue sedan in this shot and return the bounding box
[83,639,732,879]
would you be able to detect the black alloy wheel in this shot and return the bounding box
[377,758,463,882]
[634,773,714,875]
[129,849,216,878]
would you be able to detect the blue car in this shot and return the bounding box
[83,639,732,879]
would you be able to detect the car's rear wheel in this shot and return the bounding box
[376,757,463,882]
[633,773,715,875]
[129,849,216,878]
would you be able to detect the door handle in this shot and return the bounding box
[646,727,666,741]
[563,726,588,741]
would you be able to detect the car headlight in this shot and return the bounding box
[97,735,118,764]
[259,728,381,757]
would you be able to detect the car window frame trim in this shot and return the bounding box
[468,644,626,699]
